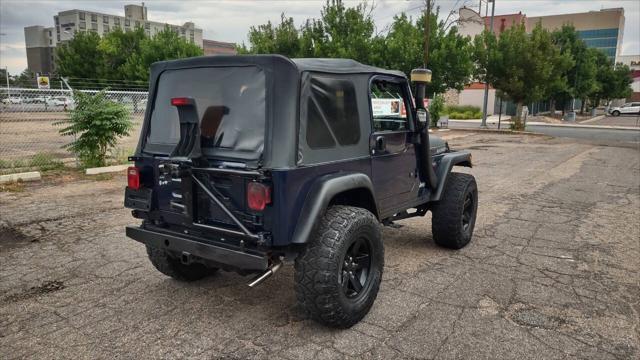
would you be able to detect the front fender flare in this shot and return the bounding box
[431,151,472,201]
[291,172,377,244]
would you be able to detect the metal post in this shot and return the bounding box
[498,96,503,129]
[4,66,9,98]
[480,0,496,128]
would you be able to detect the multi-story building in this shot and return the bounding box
[458,7,625,62]
[24,4,204,74]
[527,8,625,62]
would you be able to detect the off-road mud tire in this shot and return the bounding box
[432,172,478,249]
[294,206,383,328]
[146,246,216,281]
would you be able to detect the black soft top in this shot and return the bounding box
[137,55,406,169]
[291,58,406,77]
[147,54,406,77]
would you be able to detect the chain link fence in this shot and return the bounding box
[0,87,147,174]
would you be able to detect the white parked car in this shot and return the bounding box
[46,96,73,107]
[1,97,22,104]
[609,102,640,116]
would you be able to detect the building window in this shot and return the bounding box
[79,12,85,20]
[125,18,130,26]
[91,14,97,22]
[135,20,140,28]
[114,17,120,25]
[181,28,186,35]
[48,30,52,36]
[57,34,60,41]
[91,22,98,31]
[49,39,52,45]
[103,16,109,24]
[104,25,110,33]
[55,16,59,25]
[145,22,150,30]
[79,22,86,29]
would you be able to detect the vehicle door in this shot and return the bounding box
[629,102,640,114]
[369,77,418,217]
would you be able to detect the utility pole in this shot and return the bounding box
[480,0,496,128]
[423,0,432,67]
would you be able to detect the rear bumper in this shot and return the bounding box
[126,225,269,271]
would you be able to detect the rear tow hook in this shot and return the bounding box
[247,261,283,288]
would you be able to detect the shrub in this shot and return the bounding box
[444,105,482,115]
[57,90,132,168]
[428,94,445,127]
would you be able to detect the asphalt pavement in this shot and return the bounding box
[1,132,638,359]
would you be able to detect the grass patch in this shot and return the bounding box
[30,153,65,171]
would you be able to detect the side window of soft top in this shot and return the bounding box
[370,80,410,132]
[306,75,360,149]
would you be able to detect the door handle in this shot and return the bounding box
[375,136,386,151]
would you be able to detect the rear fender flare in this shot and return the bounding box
[291,172,377,244]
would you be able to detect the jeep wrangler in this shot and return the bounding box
[124,55,477,328]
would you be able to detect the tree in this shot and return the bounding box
[474,23,559,127]
[121,28,203,81]
[56,31,105,81]
[57,90,132,167]
[99,28,146,80]
[238,14,301,57]
[55,27,202,84]
[589,50,632,106]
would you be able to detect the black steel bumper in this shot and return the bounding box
[126,225,269,271]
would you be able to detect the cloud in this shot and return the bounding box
[1,0,638,74]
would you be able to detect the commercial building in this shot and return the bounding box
[25,4,204,74]
[458,7,625,62]
[527,8,625,62]
[452,7,628,114]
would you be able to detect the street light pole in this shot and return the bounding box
[480,0,496,128]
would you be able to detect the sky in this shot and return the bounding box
[1,0,639,74]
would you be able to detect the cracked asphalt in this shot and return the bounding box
[1,132,639,359]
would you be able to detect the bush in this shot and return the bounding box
[428,94,445,127]
[444,105,482,115]
[57,90,132,168]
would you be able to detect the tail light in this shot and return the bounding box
[247,182,271,211]
[171,97,194,106]
[127,166,141,190]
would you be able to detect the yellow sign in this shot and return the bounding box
[37,76,50,89]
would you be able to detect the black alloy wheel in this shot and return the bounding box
[340,237,372,299]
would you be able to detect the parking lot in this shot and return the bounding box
[1,131,638,359]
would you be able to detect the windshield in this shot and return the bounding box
[145,66,266,158]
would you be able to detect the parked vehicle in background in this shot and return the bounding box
[609,102,640,116]
[1,97,22,104]
[46,96,74,107]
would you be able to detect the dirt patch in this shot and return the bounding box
[3,280,65,304]
[0,226,36,251]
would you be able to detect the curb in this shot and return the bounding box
[578,115,606,124]
[443,128,548,136]
[0,171,41,184]
[85,164,129,175]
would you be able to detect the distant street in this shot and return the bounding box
[583,114,640,128]
[447,116,640,143]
